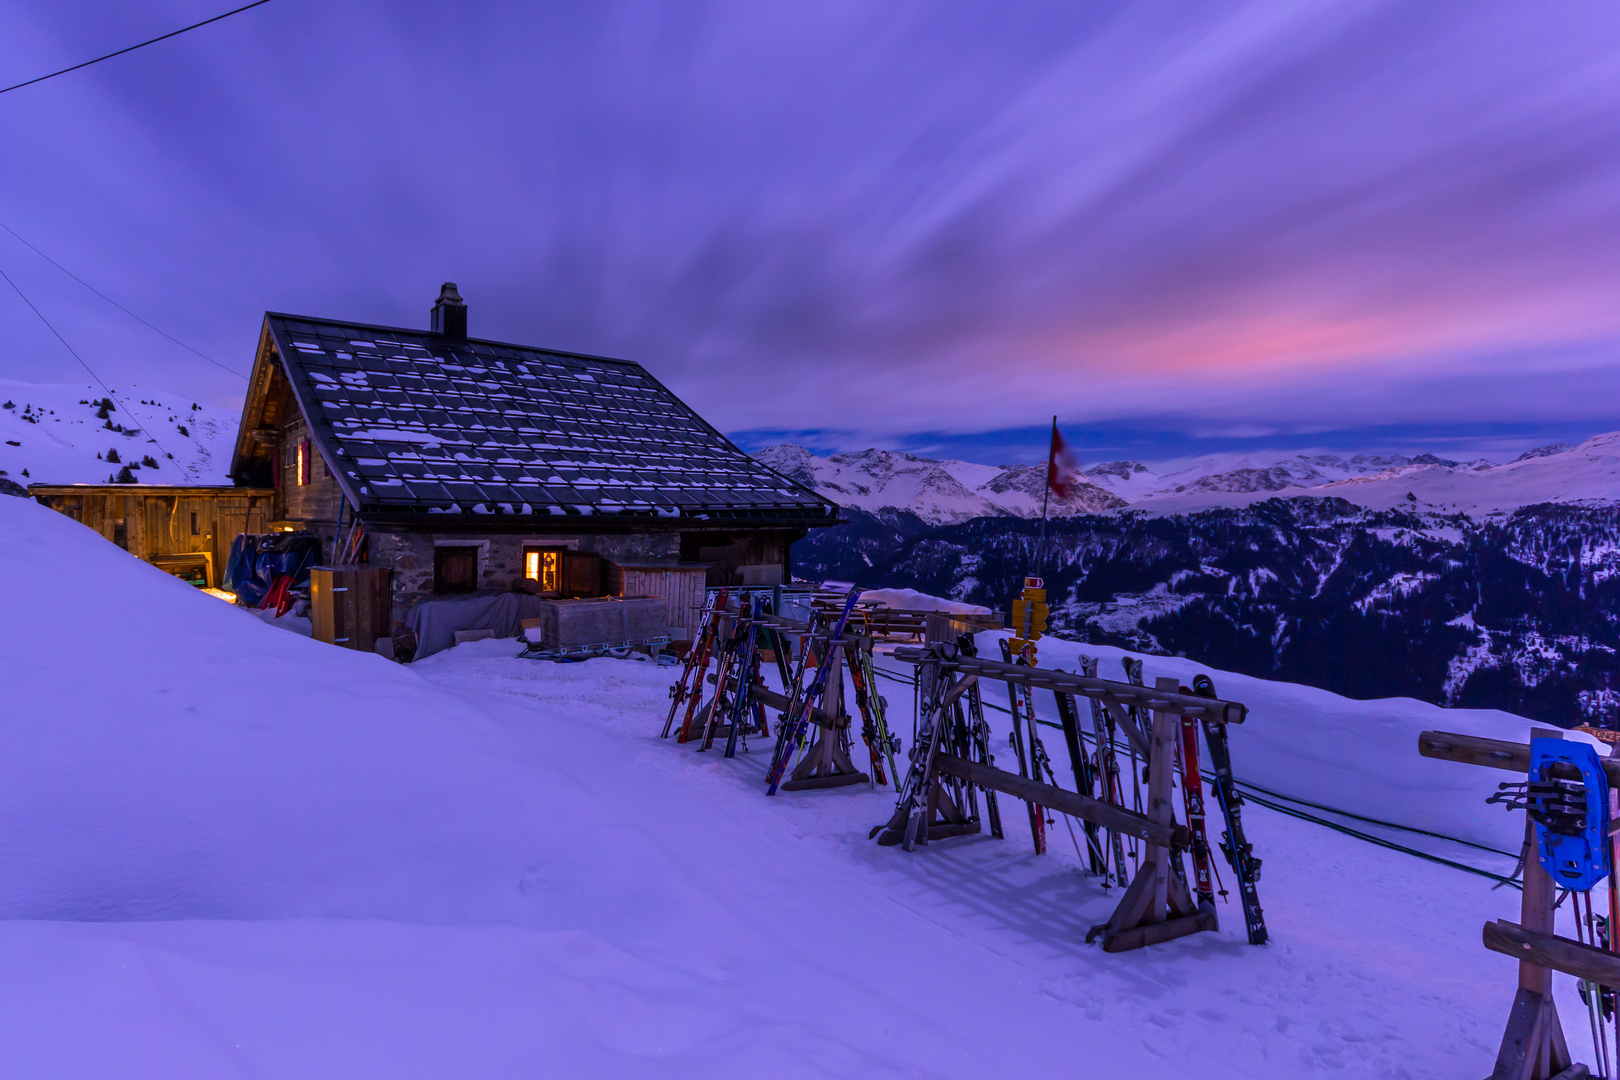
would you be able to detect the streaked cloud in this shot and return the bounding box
[0,1,1615,458]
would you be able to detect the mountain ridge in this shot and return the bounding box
[757,436,1620,524]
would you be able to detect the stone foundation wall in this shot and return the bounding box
[369,528,679,628]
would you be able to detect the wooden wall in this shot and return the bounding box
[276,416,344,525]
[605,562,709,639]
[679,530,794,587]
[33,487,273,587]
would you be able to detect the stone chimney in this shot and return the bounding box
[431,282,467,339]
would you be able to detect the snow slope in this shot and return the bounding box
[1138,432,1620,517]
[0,377,237,488]
[0,492,1605,1077]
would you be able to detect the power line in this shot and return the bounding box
[0,0,274,97]
[0,219,246,379]
[0,262,196,481]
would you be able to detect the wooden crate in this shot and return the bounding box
[604,561,709,639]
[310,565,391,652]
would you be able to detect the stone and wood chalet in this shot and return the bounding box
[33,285,837,638]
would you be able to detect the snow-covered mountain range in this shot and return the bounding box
[0,378,239,494]
[757,437,1620,524]
[751,444,1126,524]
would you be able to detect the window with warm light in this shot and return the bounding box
[524,548,561,593]
[296,439,310,486]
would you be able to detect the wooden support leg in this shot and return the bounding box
[782,647,871,791]
[1491,727,1579,1080]
[1090,680,1219,952]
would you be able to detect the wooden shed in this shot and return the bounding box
[604,561,710,640]
[28,484,275,588]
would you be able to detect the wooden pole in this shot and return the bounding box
[1488,726,1577,1080]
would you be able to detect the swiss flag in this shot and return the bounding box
[1046,419,1080,499]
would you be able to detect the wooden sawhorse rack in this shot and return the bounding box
[875,639,1249,952]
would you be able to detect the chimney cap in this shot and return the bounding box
[431,282,468,338]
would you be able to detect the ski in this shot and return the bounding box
[664,587,726,739]
[765,589,863,795]
[1192,672,1268,945]
[676,589,731,743]
[1054,688,1108,876]
[698,610,747,750]
[1082,654,1131,887]
[849,643,900,787]
[1177,710,1218,907]
[961,635,1004,839]
[721,596,764,758]
[999,638,1046,855]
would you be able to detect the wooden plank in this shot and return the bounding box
[1484,920,1620,991]
[1146,678,1181,924]
[1418,729,1620,788]
[1490,987,1543,1080]
[890,647,1248,723]
[1521,727,1562,997]
[931,753,1191,848]
[744,682,843,731]
[1101,907,1219,954]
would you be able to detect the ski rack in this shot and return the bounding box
[696,596,778,755]
[762,596,871,793]
[1421,726,1620,1080]
[873,639,1254,953]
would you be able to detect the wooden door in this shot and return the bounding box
[434,546,479,594]
[562,552,600,598]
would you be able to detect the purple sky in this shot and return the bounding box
[2,1,1618,464]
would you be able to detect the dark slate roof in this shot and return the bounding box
[262,313,836,525]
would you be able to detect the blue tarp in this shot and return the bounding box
[225,533,323,607]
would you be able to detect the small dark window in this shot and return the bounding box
[190,511,199,536]
[434,546,479,594]
[112,518,127,550]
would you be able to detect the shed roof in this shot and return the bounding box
[237,313,837,527]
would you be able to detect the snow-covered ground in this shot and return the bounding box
[0,491,1606,1077]
[0,377,238,488]
[858,587,991,615]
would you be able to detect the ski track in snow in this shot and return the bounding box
[0,493,1603,1077]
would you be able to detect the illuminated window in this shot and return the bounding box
[296,440,309,486]
[524,548,561,593]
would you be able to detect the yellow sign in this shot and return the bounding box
[1008,577,1049,656]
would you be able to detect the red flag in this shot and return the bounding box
[1046,419,1079,499]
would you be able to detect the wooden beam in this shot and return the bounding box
[1485,920,1620,991]
[890,647,1248,723]
[745,682,844,731]
[1418,729,1620,787]
[931,753,1191,848]
[1101,907,1219,954]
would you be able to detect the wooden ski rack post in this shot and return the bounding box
[776,637,870,791]
[1419,726,1601,1080]
[874,641,1247,952]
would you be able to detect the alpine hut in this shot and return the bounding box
[225,284,837,641]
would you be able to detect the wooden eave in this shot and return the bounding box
[28,484,276,496]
